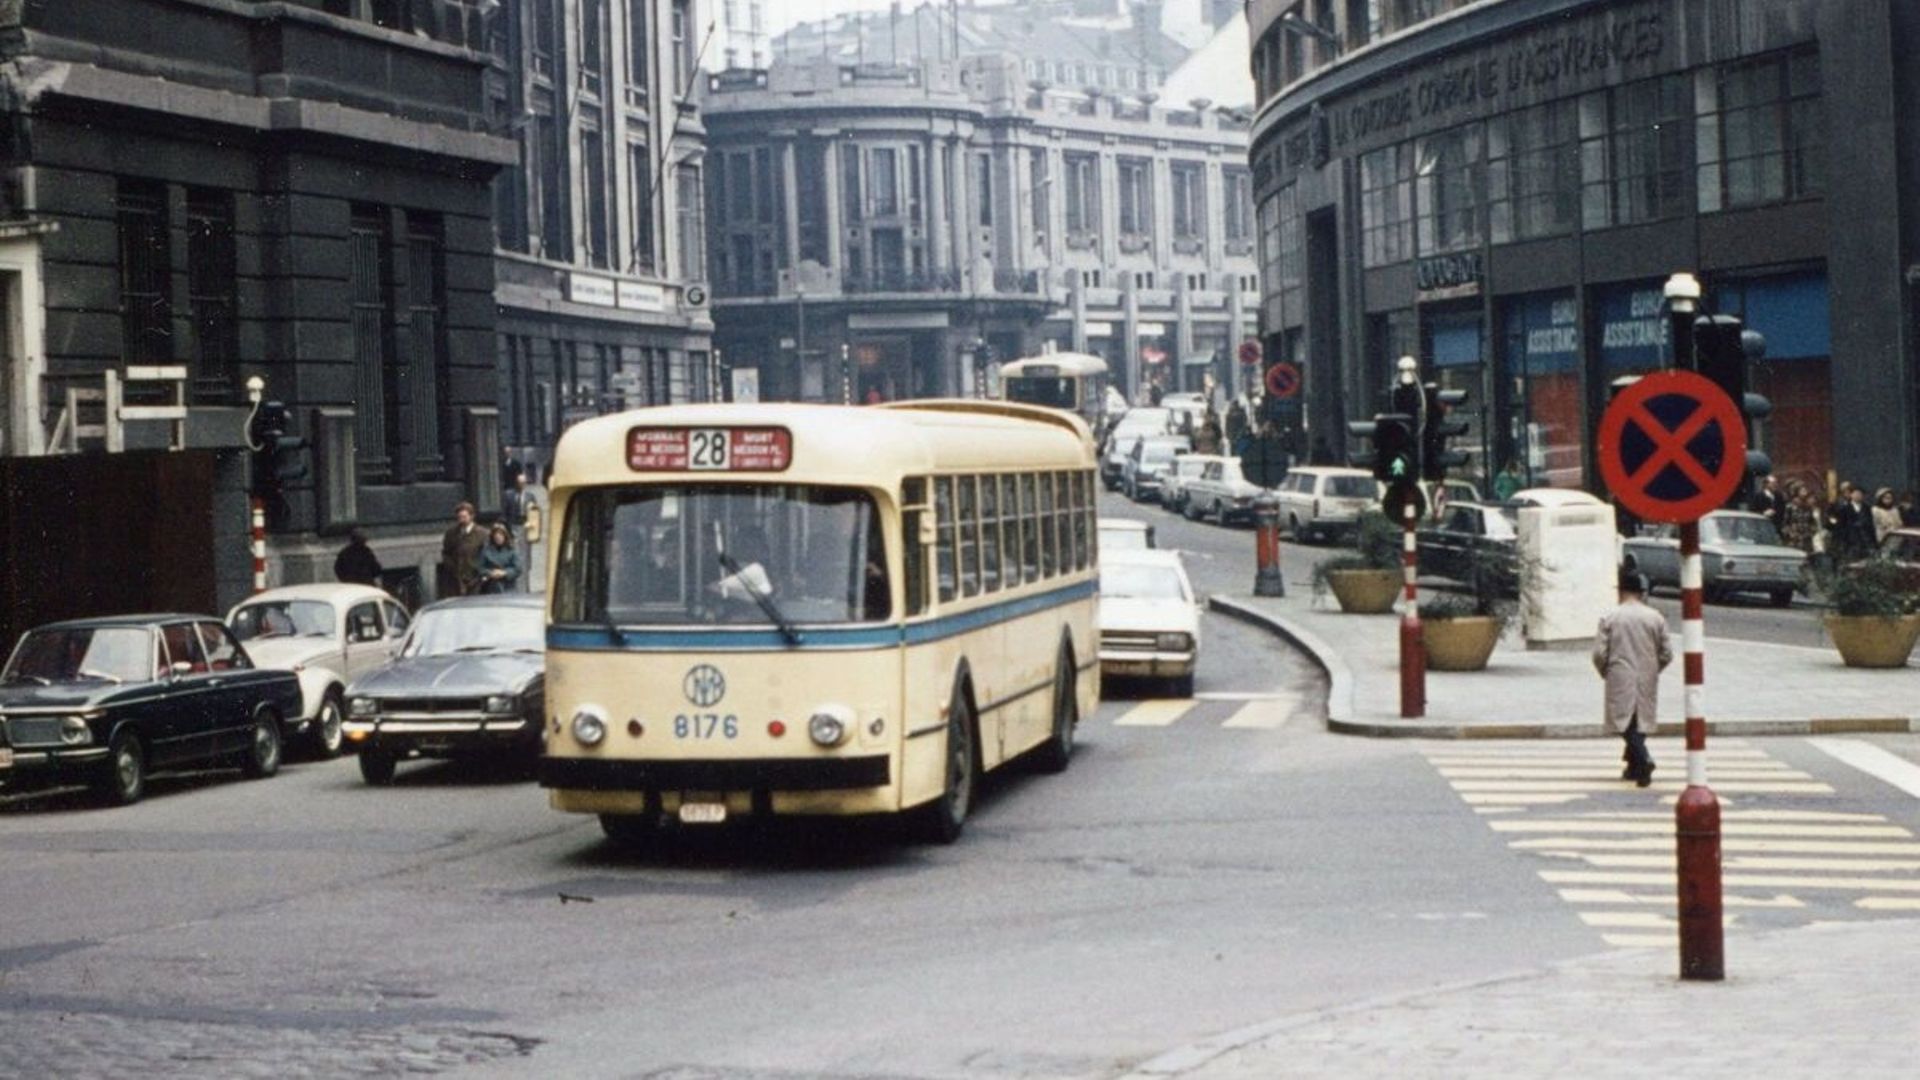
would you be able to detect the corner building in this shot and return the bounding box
[1248,0,1918,494]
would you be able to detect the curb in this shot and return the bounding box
[1207,594,1920,739]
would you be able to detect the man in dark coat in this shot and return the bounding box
[334,528,383,586]
[1749,475,1785,531]
[438,501,487,598]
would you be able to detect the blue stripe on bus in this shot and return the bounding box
[547,579,1097,652]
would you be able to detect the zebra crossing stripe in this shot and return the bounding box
[1221,696,1296,729]
[1112,701,1193,727]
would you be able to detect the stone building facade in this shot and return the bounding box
[0,0,513,601]
[702,49,1259,407]
[1248,0,1919,494]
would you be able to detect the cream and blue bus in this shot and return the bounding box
[998,352,1111,434]
[537,400,1100,844]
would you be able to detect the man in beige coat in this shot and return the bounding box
[1593,569,1672,787]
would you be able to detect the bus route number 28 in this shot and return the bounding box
[688,429,730,470]
[674,713,739,739]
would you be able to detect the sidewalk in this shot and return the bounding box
[1212,578,1920,738]
[1126,918,1920,1079]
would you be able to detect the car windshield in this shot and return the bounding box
[3,627,153,685]
[229,599,335,641]
[402,607,545,657]
[1100,526,1150,551]
[1327,476,1375,497]
[1102,563,1188,601]
[1222,461,1247,485]
[554,483,890,627]
[1141,443,1181,466]
[1710,516,1782,546]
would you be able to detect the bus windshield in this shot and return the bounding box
[555,484,891,627]
[1005,377,1077,410]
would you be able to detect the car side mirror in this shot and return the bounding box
[170,661,193,678]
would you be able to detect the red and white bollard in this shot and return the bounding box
[1399,501,1424,719]
[1252,493,1285,598]
[250,496,268,595]
[1675,520,1724,980]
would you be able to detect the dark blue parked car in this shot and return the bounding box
[0,614,303,804]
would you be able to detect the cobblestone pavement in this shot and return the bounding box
[1132,919,1920,1080]
[0,1002,538,1078]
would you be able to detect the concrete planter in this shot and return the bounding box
[1326,569,1400,614]
[1422,615,1502,671]
[1823,613,1920,668]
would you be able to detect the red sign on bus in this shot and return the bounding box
[627,427,793,472]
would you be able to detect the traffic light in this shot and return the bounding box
[249,400,310,496]
[1349,413,1417,485]
[1694,314,1772,481]
[1420,384,1469,481]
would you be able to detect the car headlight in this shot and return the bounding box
[60,716,93,746]
[347,697,377,718]
[485,695,518,715]
[571,707,608,746]
[1156,632,1193,651]
[808,710,849,748]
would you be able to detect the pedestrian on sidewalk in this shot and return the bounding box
[1871,487,1902,546]
[1592,568,1671,788]
[477,522,522,595]
[333,528,383,587]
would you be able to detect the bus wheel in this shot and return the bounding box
[916,691,976,844]
[1032,655,1077,775]
[600,813,659,848]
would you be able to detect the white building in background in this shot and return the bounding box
[709,0,769,70]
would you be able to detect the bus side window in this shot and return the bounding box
[1054,472,1073,574]
[958,474,980,597]
[1071,471,1089,570]
[935,477,956,603]
[1020,473,1040,582]
[904,478,928,616]
[1039,472,1057,577]
[1005,475,1022,589]
[980,472,1002,592]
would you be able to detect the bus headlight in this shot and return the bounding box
[808,708,851,748]
[571,707,608,747]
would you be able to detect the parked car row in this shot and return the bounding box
[0,585,547,806]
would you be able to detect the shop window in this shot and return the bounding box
[1359,144,1413,267]
[1490,100,1578,244]
[1697,48,1823,213]
[1414,123,1486,255]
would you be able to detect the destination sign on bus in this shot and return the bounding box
[627,427,793,472]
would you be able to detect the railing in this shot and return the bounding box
[842,268,962,294]
[44,366,188,454]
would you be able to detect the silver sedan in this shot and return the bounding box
[1621,510,1807,606]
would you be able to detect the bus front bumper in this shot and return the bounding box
[539,754,890,792]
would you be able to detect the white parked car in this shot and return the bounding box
[1098,517,1157,552]
[1274,466,1378,544]
[1098,549,1201,696]
[226,584,411,756]
[1101,407,1173,488]
[1122,434,1192,503]
[1183,456,1267,524]
[1161,453,1223,515]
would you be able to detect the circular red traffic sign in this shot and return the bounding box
[1265,361,1301,400]
[1238,339,1263,366]
[1596,369,1746,524]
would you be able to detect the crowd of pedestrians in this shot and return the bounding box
[1760,475,1919,571]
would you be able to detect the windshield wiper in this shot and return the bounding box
[717,550,802,646]
[76,668,124,685]
[451,645,500,653]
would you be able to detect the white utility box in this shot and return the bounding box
[1518,502,1619,647]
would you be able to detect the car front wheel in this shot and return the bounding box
[98,730,147,806]
[311,693,345,759]
[242,711,283,779]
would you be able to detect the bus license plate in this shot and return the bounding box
[679,802,727,825]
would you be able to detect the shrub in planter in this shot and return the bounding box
[1312,511,1403,613]
[1817,557,1920,668]
[1420,553,1516,671]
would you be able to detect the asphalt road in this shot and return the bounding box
[0,494,1915,1078]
